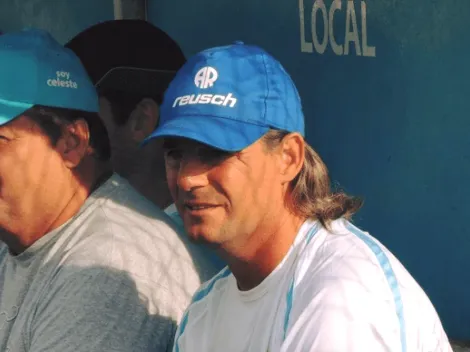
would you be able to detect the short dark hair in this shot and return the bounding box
[25,105,111,161]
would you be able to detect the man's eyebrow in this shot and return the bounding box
[0,123,17,137]
[162,139,178,149]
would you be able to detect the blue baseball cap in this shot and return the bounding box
[0,28,99,126]
[144,41,304,151]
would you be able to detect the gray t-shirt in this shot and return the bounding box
[0,174,219,352]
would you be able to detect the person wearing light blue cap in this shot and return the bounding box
[0,28,221,352]
[144,42,452,351]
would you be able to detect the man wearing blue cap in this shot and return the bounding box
[145,42,452,351]
[0,28,220,352]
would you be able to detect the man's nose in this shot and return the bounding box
[176,156,210,191]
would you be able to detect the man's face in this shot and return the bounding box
[163,137,283,247]
[98,97,134,175]
[0,116,68,236]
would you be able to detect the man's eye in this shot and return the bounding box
[165,149,182,160]
[199,149,231,163]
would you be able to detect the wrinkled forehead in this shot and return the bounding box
[0,114,40,135]
[162,136,231,152]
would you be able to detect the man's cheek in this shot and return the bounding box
[166,171,179,198]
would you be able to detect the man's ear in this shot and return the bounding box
[127,98,159,143]
[278,133,305,184]
[55,119,91,169]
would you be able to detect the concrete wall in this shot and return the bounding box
[148,0,470,340]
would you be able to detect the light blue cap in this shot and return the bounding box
[0,28,99,126]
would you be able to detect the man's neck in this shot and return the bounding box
[220,212,306,291]
[118,150,172,209]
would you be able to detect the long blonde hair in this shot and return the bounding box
[263,130,363,229]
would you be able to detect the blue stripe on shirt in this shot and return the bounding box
[174,267,231,352]
[346,222,407,352]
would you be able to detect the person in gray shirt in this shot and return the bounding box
[0,28,218,352]
[65,19,225,271]
[65,19,184,210]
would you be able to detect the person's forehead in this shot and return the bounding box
[163,137,221,150]
[0,115,37,134]
[163,136,269,155]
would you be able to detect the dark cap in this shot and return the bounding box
[65,20,186,98]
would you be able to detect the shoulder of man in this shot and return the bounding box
[295,218,397,289]
[280,219,420,351]
[52,177,219,322]
[173,266,232,347]
[30,261,177,352]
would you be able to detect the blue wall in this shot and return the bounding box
[0,0,114,43]
[148,0,470,340]
[0,0,467,340]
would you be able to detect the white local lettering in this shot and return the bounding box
[299,0,376,57]
[173,93,237,108]
[46,71,78,89]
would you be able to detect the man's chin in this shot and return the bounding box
[185,226,221,247]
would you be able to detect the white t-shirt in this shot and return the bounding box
[173,218,452,352]
[0,174,219,352]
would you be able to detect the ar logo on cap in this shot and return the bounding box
[194,66,218,89]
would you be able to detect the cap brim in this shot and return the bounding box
[96,67,177,98]
[0,98,33,126]
[142,115,269,152]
